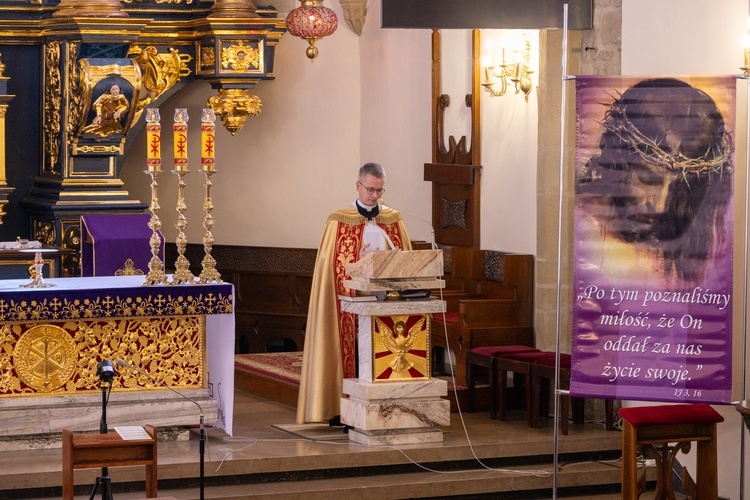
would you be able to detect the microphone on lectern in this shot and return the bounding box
[387,204,437,251]
[116,357,207,500]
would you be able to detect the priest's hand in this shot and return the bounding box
[358,243,371,259]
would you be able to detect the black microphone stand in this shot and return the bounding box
[199,413,205,500]
[90,360,115,500]
[117,358,205,500]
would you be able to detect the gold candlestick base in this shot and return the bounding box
[144,170,168,286]
[198,169,222,284]
[169,168,195,285]
[19,251,57,288]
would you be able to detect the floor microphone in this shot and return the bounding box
[116,357,207,500]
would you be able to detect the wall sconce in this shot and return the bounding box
[481,34,533,102]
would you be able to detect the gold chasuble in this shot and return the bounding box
[296,204,411,423]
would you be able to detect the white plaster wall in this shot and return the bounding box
[480,29,539,255]
[121,0,434,248]
[623,1,749,498]
[120,3,536,253]
[358,1,433,243]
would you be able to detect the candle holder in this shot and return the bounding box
[198,169,221,283]
[198,108,222,284]
[170,168,195,284]
[144,108,168,286]
[19,250,57,288]
[144,170,168,285]
[169,108,195,285]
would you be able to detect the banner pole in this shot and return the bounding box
[739,74,750,500]
[552,4,570,499]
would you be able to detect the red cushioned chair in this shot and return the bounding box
[466,345,540,419]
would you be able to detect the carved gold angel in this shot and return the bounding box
[375,317,425,372]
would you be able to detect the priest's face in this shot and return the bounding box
[356,174,385,206]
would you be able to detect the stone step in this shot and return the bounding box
[65,458,629,499]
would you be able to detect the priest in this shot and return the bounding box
[296,162,411,424]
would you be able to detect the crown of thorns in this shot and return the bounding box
[600,98,731,177]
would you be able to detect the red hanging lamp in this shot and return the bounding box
[286,0,338,60]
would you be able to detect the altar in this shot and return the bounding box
[0,275,235,443]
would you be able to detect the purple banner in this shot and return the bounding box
[572,76,735,404]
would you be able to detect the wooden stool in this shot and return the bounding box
[530,354,580,435]
[466,345,539,418]
[494,350,556,423]
[530,355,616,435]
[618,403,723,500]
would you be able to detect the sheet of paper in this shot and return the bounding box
[114,426,152,441]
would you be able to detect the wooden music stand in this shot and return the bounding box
[62,425,158,500]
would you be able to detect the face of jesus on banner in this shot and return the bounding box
[577,78,733,283]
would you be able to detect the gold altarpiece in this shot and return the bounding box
[0,0,286,276]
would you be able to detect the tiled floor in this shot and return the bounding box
[1,388,626,499]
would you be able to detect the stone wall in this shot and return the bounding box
[535,0,622,351]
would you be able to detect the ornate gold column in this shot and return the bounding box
[0,54,13,224]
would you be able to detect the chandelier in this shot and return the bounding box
[286,0,338,60]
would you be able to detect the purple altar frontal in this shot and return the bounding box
[0,276,236,436]
[81,213,163,277]
[0,275,232,321]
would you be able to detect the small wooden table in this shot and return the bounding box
[0,245,75,278]
[62,425,158,500]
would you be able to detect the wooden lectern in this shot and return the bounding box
[340,249,450,446]
[62,425,158,499]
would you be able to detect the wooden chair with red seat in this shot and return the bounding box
[493,350,558,424]
[530,354,616,435]
[530,353,585,435]
[431,247,535,387]
[465,344,540,419]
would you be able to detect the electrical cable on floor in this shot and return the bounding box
[419,283,551,477]
[212,263,627,478]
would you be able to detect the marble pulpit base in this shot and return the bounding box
[341,378,450,446]
[0,389,217,450]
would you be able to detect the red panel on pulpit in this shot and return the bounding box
[372,314,430,381]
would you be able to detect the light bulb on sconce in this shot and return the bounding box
[481,33,534,102]
[741,28,750,76]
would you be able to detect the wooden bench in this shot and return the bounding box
[431,247,534,386]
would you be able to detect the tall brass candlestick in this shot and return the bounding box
[170,108,195,285]
[198,107,222,283]
[144,108,168,286]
